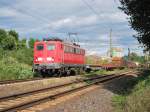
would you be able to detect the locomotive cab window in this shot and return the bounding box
[47,44,55,50]
[36,44,44,51]
[60,44,63,49]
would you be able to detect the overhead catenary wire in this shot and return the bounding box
[0,1,71,36]
[0,1,50,24]
[80,0,143,53]
[81,0,101,17]
[80,0,114,55]
[1,0,143,53]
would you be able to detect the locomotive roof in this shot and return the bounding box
[43,38,63,42]
[36,38,81,48]
[64,42,80,47]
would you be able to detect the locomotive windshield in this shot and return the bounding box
[36,44,44,51]
[47,44,55,50]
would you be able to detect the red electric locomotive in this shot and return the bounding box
[33,38,85,77]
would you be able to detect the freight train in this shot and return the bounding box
[33,38,85,77]
[86,56,137,71]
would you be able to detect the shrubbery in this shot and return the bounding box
[8,48,33,65]
[0,57,33,80]
[113,72,150,112]
[123,76,150,112]
[0,28,36,80]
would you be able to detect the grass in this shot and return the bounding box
[0,49,34,81]
[0,48,33,65]
[112,70,150,112]
[83,68,129,78]
[0,57,34,80]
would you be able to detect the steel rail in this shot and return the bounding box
[0,78,48,85]
[0,74,114,100]
[0,74,111,85]
[0,71,136,112]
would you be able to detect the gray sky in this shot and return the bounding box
[0,0,144,56]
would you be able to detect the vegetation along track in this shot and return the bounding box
[0,71,137,112]
[0,74,96,85]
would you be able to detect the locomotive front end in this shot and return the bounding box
[33,40,62,76]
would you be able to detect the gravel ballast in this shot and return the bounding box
[41,74,137,112]
[0,76,83,98]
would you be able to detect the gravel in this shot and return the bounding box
[0,76,83,98]
[41,75,136,112]
[42,88,113,112]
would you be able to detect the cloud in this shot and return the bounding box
[100,12,127,22]
[0,7,18,17]
[49,15,98,30]
[0,0,143,55]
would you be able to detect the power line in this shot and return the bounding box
[0,1,72,35]
[81,0,101,17]
[0,1,50,24]
[1,0,143,52]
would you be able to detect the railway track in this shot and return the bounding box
[0,69,138,85]
[0,71,137,112]
[0,75,83,85]
[0,74,106,85]
[0,74,113,85]
[0,78,47,85]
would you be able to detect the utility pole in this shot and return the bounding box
[128,48,131,61]
[68,33,71,42]
[110,29,112,57]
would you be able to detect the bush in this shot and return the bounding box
[113,74,150,112]
[28,38,35,48]
[1,48,33,65]
[1,35,16,50]
[125,87,150,112]
[124,76,150,112]
[0,28,34,80]
[10,48,33,65]
[0,57,33,80]
[0,28,7,45]
[17,39,27,49]
[8,30,19,41]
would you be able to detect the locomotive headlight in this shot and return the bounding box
[47,57,54,61]
[37,57,43,61]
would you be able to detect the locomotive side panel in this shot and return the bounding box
[63,44,85,66]
[33,40,85,76]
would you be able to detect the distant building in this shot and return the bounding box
[111,48,123,58]
[86,55,101,65]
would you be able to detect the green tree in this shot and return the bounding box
[124,52,146,63]
[28,38,35,48]
[0,29,7,45]
[8,30,19,41]
[119,0,150,51]
[1,35,16,50]
[18,38,27,49]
